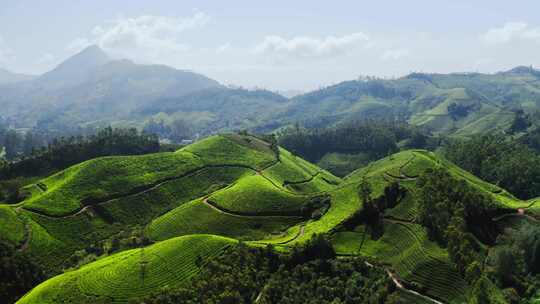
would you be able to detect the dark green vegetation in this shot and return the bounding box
[443,134,540,199]
[278,120,432,176]
[0,240,43,304]
[131,237,395,304]
[0,132,539,303]
[0,127,159,178]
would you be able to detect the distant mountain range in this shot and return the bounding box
[264,67,540,136]
[1,45,539,137]
[0,46,222,130]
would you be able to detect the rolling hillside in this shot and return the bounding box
[258,67,540,136]
[1,134,538,303]
[3,45,540,139]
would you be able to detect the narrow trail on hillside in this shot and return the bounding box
[275,225,306,245]
[282,171,321,187]
[201,197,304,219]
[384,153,419,181]
[492,212,540,223]
[386,270,445,304]
[16,222,32,252]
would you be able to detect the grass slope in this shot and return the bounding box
[7,140,538,304]
[17,235,236,304]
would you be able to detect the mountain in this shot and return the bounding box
[136,87,289,134]
[36,45,110,90]
[3,52,540,138]
[4,134,538,303]
[0,68,35,84]
[0,45,222,129]
[257,67,540,136]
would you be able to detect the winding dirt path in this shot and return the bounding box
[384,153,419,181]
[274,225,306,245]
[201,197,304,219]
[17,223,32,252]
[387,270,445,304]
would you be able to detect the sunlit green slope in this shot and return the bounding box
[8,138,539,303]
[17,235,236,304]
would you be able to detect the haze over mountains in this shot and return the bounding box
[1,45,539,137]
[0,68,35,85]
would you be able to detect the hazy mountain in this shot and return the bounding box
[0,68,35,85]
[2,46,540,138]
[137,87,290,134]
[257,67,540,136]
[36,45,110,90]
[0,45,222,129]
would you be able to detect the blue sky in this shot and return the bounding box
[1,0,539,90]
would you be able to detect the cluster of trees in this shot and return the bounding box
[1,127,159,180]
[0,240,44,304]
[443,134,540,199]
[132,235,397,304]
[487,223,540,301]
[447,102,475,120]
[143,118,194,143]
[416,168,540,303]
[278,120,431,176]
[65,227,152,271]
[0,123,47,160]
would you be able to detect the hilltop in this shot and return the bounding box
[1,133,538,303]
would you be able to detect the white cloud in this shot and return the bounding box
[482,22,540,44]
[67,11,211,57]
[254,33,370,58]
[380,49,410,61]
[216,43,231,54]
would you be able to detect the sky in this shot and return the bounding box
[0,0,539,90]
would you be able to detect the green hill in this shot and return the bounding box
[2,134,538,303]
[259,68,540,136]
[17,235,236,304]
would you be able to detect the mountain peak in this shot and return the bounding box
[77,45,108,59]
[38,45,110,88]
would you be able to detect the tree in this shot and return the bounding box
[0,241,44,303]
[169,119,193,142]
[508,110,530,134]
[444,134,540,199]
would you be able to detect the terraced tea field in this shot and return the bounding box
[17,235,236,304]
[4,135,537,303]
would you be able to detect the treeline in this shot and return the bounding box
[1,127,159,180]
[0,124,46,161]
[0,240,44,304]
[0,128,160,203]
[443,134,540,199]
[278,120,432,176]
[132,235,400,304]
